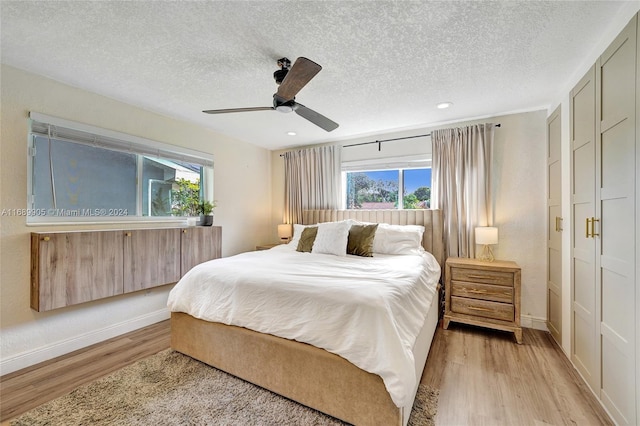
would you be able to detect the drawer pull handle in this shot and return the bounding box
[467,306,493,312]
[467,291,504,297]
[42,236,50,241]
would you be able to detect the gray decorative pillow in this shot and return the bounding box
[296,226,318,253]
[347,224,378,257]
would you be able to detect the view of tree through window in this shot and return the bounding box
[345,168,431,209]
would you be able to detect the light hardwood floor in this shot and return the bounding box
[1,320,612,425]
[422,324,612,425]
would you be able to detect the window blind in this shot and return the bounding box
[29,112,214,168]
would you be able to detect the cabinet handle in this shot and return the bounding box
[555,216,563,232]
[463,289,507,297]
[590,217,599,238]
[467,306,493,312]
[42,236,50,241]
[585,217,591,238]
[182,229,187,234]
[125,232,131,237]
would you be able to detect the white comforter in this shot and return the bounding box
[167,244,441,407]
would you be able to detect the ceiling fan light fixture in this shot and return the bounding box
[437,102,453,109]
[276,104,294,113]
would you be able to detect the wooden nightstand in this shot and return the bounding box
[443,257,522,344]
[255,243,281,251]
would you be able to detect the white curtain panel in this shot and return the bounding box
[283,145,342,224]
[432,123,495,259]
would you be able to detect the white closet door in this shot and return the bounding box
[597,16,637,425]
[570,66,599,392]
[547,106,562,344]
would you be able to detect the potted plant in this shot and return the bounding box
[197,200,216,226]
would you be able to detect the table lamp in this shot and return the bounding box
[278,224,293,243]
[475,226,498,262]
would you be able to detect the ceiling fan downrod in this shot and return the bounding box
[273,57,291,85]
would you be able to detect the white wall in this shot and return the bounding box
[270,110,548,329]
[0,65,273,374]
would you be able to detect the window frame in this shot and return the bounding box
[341,156,432,210]
[26,112,214,225]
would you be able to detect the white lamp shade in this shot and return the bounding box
[475,227,498,245]
[278,224,293,239]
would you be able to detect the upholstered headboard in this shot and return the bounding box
[301,209,444,267]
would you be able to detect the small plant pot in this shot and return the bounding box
[198,215,213,226]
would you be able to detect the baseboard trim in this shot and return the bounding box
[521,314,548,331]
[0,309,170,376]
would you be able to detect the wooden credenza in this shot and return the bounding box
[443,257,522,344]
[31,226,221,312]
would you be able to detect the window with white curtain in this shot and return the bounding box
[27,113,214,223]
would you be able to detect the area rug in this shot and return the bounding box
[10,350,438,425]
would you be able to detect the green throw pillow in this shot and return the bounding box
[296,226,318,253]
[347,224,378,257]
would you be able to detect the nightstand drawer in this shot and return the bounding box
[451,281,513,304]
[451,296,514,322]
[450,267,514,287]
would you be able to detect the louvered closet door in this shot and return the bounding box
[596,16,636,425]
[546,106,562,344]
[570,66,599,392]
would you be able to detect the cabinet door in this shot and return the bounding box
[597,16,636,425]
[547,105,562,344]
[180,226,222,274]
[31,231,124,311]
[123,229,181,292]
[570,65,599,392]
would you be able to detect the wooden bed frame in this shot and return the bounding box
[171,209,444,425]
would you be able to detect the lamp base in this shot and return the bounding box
[478,244,495,262]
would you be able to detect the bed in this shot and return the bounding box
[169,209,444,425]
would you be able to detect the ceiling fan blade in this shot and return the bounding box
[276,57,322,101]
[203,107,274,114]
[293,103,339,132]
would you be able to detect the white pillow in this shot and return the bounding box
[289,223,310,247]
[372,223,425,255]
[311,221,351,256]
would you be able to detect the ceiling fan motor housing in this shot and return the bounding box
[273,95,296,113]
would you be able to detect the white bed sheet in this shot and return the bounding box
[167,244,441,407]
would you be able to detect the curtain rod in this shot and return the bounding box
[279,123,501,156]
[343,123,501,150]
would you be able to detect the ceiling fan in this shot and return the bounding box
[203,57,339,132]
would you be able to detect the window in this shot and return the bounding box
[344,167,431,210]
[27,113,213,223]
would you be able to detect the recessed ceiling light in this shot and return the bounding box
[436,102,453,109]
[287,131,297,136]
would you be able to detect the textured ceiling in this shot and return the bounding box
[0,1,635,150]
